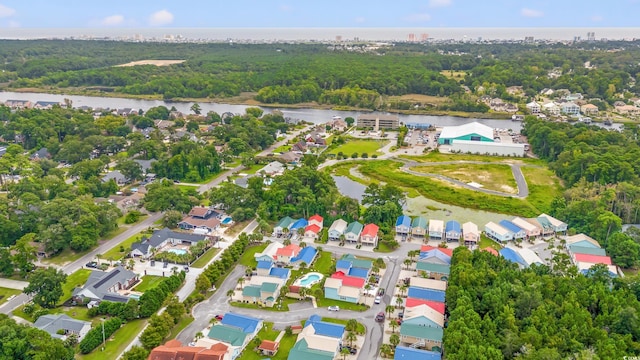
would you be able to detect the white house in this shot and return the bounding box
[484,222,514,243]
[561,102,580,115]
[526,101,541,114]
[328,219,348,241]
[542,102,560,115]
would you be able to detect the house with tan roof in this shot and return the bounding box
[288,315,345,360]
[511,217,541,239]
[409,277,447,292]
[148,340,230,360]
[616,104,640,115]
[580,103,599,115]
[462,221,479,245]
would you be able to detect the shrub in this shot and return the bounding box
[79,317,123,354]
[361,153,368,158]
[351,152,358,158]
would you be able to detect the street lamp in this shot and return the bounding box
[101,319,106,351]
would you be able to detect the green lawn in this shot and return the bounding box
[239,243,268,269]
[479,234,503,251]
[520,166,563,214]
[399,152,547,166]
[0,287,21,306]
[78,319,147,360]
[168,315,194,340]
[101,232,148,261]
[241,164,265,175]
[320,317,366,334]
[412,163,518,194]
[328,139,387,156]
[376,242,395,253]
[177,184,200,195]
[225,219,253,237]
[191,247,221,268]
[273,144,291,153]
[315,296,368,311]
[60,269,92,306]
[230,296,301,312]
[312,251,334,275]
[59,306,94,323]
[237,322,296,360]
[134,275,164,292]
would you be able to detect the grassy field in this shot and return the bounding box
[273,144,291,153]
[237,322,296,360]
[60,269,92,305]
[101,232,147,261]
[225,219,253,237]
[312,251,334,275]
[356,160,541,217]
[167,315,194,340]
[0,287,21,306]
[399,152,547,166]
[391,94,450,105]
[479,234,503,251]
[43,227,128,266]
[60,306,94,323]
[520,166,563,214]
[78,319,147,360]
[328,139,387,156]
[439,70,467,79]
[241,164,266,175]
[239,243,268,269]
[411,163,518,194]
[230,297,299,312]
[134,275,163,292]
[190,247,221,268]
[376,242,395,253]
[315,296,368,311]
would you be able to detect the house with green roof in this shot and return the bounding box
[416,262,450,281]
[239,275,284,307]
[411,217,428,238]
[273,216,294,237]
[344,221,363,243]
[399,322,443,352]
[287,338,335,360]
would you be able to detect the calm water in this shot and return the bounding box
[332,175,366,203]
[0,91,523,130]
[1,27,640,41]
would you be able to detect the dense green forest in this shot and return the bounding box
[445,247,640,359]
[0,314,75,359]
[523,118,640,268]
[2,40,639,109]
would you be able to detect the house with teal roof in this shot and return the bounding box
[206,312,262,360]
[416,262,450,281]
[287,338,335,360]
[273,216,294,237]
[411,217,428,238]
[344,221,363,243]
[287,315,345,360]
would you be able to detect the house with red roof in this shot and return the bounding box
[573,253,612,265]
[147,339,230,360]
[324,271,366,304]
[304,224,322,240]
[308,214,324,229]
[361,223,380,247]
[405,298,446,314]
[258,340,279,357]
[275,244,302,265]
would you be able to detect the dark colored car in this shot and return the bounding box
[85,261,98,268]
[378,288,385,296]
[375,312,385,322]
[340,346,357,355]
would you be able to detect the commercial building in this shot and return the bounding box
[357,114,400,130]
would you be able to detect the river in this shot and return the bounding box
[0,91,522,131]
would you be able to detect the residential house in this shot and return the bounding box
[499,220,526,240]
[572,253,612,266]
[416,262,450,281]
[517,247,545,267]
[565,234,604,257]
[200,313,262,360]
[240,277,283,307]
[361,223,379,247]
[4,99,32,109]
[30,147,51,161]
[526,101,541,114]
[34,314,91,342]
[499,248,527,268]
[445,220,461,242]
[542,102,561,115]
[538,213,567,234]
[130,228,207,258]
[561,102,581,115]
[565,93,583,101]
[288,315,345,360]
[178,206,222,234]
[489,98,505,111]
[256,261,291,280]
[259,161,285,177]
[399,304,444,352]
[504,103,518,113]
[148,340,230,360]
[324,271,365,303]
[290,246,318,267]
[394,346,442,360]
[405,298,446,314]
[416,246,452,281]
[540,88,555,96]
[291,141,307,153]
[273,216,294,237]
[511,217,541,239]
[462,221,479,245]
[328,117,348,131]
[101,170,128,185]
[289,218,308,236]
[275,244,302,265]
[581,103,599,115]
[616,104,640,115]
[428,220,444,240]
[278,151,302,165]
[33,101,60,110]
[411,217,428,238]
[410,277,447,293]
[308,214,324,229]
[576,262,619,277]
[304,224,321,240]
[133,159,156,176]
[344,221,363,243]
[485,222,514,243]
[328,219,348,241]
[336,254,372,279]
[506,86,523,96]
[613,101,627,107]
[72,266,138,304]
[396,215,412,236]
[406,287,446,303]
[526,217,555,237]
[258,340,279,357]
[254,242,285,262]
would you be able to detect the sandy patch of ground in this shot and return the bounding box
[115,60,186,67]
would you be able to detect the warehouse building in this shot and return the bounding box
[438,122,526,157]
[357,114,399,130]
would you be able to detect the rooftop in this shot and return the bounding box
[439,121,494,140]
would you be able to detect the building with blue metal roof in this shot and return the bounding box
[445,220,461,242]
[220,312,262,333]
[407,287,446,302]
[396,215,412,235]
[394,346,441,360]
[305,314,345,339]
[291,246,317,266]
[268,267,290,280]
[256,260,273,270]
[499,248,527,268]
[499,220,526,240]
[289,218,308,232]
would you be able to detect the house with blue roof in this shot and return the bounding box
[394,346,442,360]
[336,254,372,279]
[289,218,308,234]
[407,287,446,302]
[445,220,461,242]
[288,315,345,360]
[396,215,412,236]
[305,315,345,338]
[207,312,262,359]
[499,220,526,240]
[256,261,291,281]
[499,248,527,268]
[291,246,318,267]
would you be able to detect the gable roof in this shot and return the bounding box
[574,253,612,265]
[486,221,512,236]
[404,304,445,326]
[407,287,446,302]
[34,314,90,338]
[405,298,446,314]
[258,340,279,352]
[409,277,447,291]
[220,312,261,333]
[420,245,453,257]
[361,223,379,237]
[330,271,365,288]
[305,315,345,339]
[189,206,211,218]
[566,234,600,248]
[516,247,545,266]
[394,346,442,360]
[338,254,373,270]
[207,324,248,346]
[287,338,335,360]
[510,217,539,232]
[275,216,294,229]
[309,214,324,224]
[345,221,363,235]
[102,170,127,183]
[291,246,317,264]
[143,228,207,248]
[462,221,479,234]
[290,218,309,231]
[499,248,526,267]
[400,322,443,342]
[257,260,273,269]
[72,266,136,302]
[276,244,302,258]
[429,219,444,232]
[569,245,607,256]
[445,220,461,232]
[416,262,450,275]
[305,224,321,234]
[499,220,524,234]
[411,216,427,229]
[328,219,348,234]
[396,215,412,227]
[269,267,290,280]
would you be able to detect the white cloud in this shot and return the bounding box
[354,16,365,24]
[0,4,16,18]
[521,8,544,18]
[591,15,603,22]
[8,20,19,27]
[429,0,452,8]
[101,14,125,26]
[148,9,174,26]
[405,13,432,23]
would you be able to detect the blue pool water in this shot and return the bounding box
[299,274,321,286]
[222,217,232,224]
[167,248,188,255]
[129,294,141,300]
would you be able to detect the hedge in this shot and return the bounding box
[79,317,123,354]
[138,272,185,317]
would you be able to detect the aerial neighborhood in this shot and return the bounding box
[1,33,640,360]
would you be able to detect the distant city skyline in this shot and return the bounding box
[1,0,639,29]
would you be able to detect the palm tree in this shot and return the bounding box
[283,239,292,246]
[226,289,235,300]
[407,250,415,262]
[238,277,245,290]
[128,259,135,270]
[195,331,204,340]
[280,286,290,299]
[371,265,380,276]
[364,284,371,295]
[340,346,350,360]
[403,259,412,270]
[298,287,308,300]
[299,241,307,248]
[299,262,307,271]
[385,305,395,318]
[95,253,102,264]
[380,344,393,358]
[346,331,357,347]
[399,283,408,297]
[389,319,398,333]
[171,266,178,275]
[395,296,403,309]
[389,333,400,348]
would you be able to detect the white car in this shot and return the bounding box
[328,306,340,312]
[374,296,382,304]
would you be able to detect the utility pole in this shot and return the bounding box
[101,319,105,351]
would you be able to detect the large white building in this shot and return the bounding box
[438,122,526,157]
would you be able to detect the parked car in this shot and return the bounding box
[375,312,385,322]
[374,296,382,304]
[214,314,224,321]
[340,346,357,355]
[85,261,98,269]
[328,306,340,312]
[378,288,385,296]
[398,312,404,319]
[163,262,168,268]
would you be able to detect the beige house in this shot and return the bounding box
[580,103,599,115]
[616,104,640,115]
[510,217,541,239]
[462,222,479,244]
[410,277,447,292]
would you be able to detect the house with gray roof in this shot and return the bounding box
[72,266,138,304]
[34,314,91,341]
[133,159,156,175]
[130,228,208,258]
[30,147,51,161]
[102,170,128,185]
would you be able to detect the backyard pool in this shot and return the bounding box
[167,248,188,256]
[221,217,233,225]
[293,272,324,288]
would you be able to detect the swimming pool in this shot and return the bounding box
[293,272,324,288]
[167,248,188,256]
[221,217,233,225]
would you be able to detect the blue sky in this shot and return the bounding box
[0,0,639,28]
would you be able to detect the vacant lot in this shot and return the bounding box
[115,60,185,67]
[400,152,546,166]
[440,70,467,79]
[411,163,518,194]
[520,166,563,214]
[329,139,387,156]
